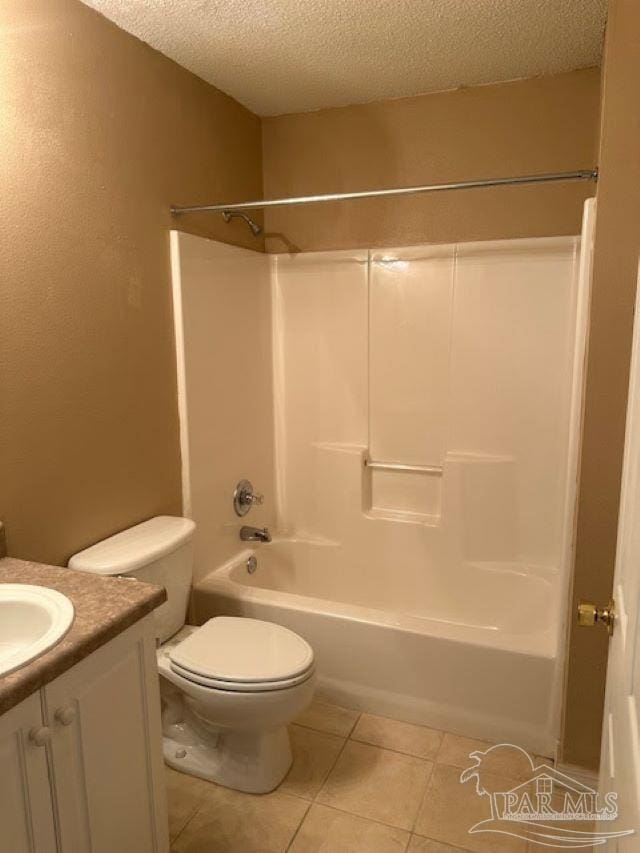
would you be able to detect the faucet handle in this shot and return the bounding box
[233,479,264,517]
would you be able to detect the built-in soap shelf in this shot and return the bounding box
[362,452,443,526]
[311,443,519,535]
[363,457,443,475]
[365,505,442,527]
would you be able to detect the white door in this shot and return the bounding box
[43,617,169,853]
[599,262,640,850]
[0,692,57,853]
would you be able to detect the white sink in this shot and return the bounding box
[0,584,75,677]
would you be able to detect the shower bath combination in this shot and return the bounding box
[170,175,597,758]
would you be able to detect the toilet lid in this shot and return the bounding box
[169,617,314,684]
[169,659,315,692]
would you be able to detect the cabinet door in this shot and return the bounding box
[0,692,57,853]
[44,616,169,853]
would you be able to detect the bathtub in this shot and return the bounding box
[193,539,560,755]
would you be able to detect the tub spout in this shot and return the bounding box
[240,525,272,543]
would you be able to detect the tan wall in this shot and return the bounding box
[562,0,640,770]
[262,69,600,253]
[0,0,263,565]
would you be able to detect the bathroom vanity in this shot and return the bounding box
[0,558,169,853]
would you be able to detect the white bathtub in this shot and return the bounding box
[193,539,560,755]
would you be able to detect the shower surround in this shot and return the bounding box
[171,204,593,755]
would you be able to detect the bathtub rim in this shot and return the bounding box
[196,547,558,661]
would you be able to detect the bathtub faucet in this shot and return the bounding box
[239,525,272,543]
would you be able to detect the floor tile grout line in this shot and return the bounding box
[167,766,475,851]
[295,713,493,767]
[292,720,353,739]
[169,797,206,847]
[283,798,312,852]
[349,732,443,761]
[285,803,477,853]
[409,751,437,835]
[309,734,437,835]
[292,709,362,740]
[433,756,539,786]
[300,707,535,767]
[281,790,315,806]
[168,769,474,853]
[168,765,514,849]
[330,735,439,766]
[410,833,474,853]
[344,710,361,737]
[350,714,444,739]
[299,798,416,836]
[311,727,353,803]
[290,720,354,742]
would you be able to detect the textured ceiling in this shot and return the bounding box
[80,0,607,116]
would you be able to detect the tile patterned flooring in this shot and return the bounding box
[166,701,554,852]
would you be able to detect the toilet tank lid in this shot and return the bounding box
[68,516,196,576]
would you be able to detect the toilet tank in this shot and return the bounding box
[68,516,196,642]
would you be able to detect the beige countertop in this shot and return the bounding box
[0,557,166,715]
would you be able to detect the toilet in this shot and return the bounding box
[68,516,316,794]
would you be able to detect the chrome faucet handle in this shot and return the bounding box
[233,479,264,517]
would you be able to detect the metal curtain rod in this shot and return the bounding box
[170,169,597,216]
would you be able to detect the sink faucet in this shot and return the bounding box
[239,526,272,543]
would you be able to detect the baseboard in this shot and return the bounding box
[553,760,599,789]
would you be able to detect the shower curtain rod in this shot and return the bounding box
[170,169,597,217]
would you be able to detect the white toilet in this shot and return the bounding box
[68,516,316,793]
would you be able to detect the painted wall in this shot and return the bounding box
[562,0,640,770]
[171,234,275,583]
[262,68,600,253]
[0,0,263,564]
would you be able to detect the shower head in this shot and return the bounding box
[222,210,263,237]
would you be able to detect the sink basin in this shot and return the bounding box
[0,584,75,677]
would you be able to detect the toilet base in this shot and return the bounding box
[162,722,293,794]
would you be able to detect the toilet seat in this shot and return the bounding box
[169,659,315,692]
[168,616,315,693]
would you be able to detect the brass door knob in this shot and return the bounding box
[577,600,615,635]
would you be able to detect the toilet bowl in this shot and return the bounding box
[158,619,316,792]
[68,516,316,794]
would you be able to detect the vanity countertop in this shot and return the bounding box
[0,557,166,715]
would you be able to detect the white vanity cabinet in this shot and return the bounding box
[0,691,57,853]
[0,615,169,853]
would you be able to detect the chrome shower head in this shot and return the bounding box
[222,210,263,237]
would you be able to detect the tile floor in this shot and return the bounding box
[166,700,558,853]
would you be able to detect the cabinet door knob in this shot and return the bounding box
[54,704,76,726]
[29,726,51,747]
